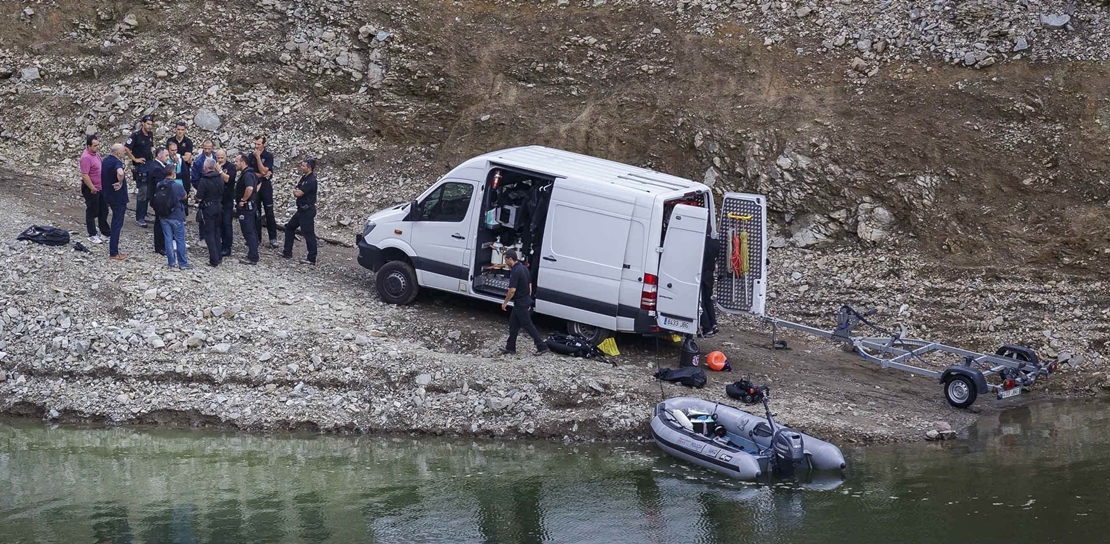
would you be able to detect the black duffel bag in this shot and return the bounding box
[653,366,707,388]
[17,225,71,246]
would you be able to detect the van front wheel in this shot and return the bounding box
[567,321,611,346]
[376,261,419,305]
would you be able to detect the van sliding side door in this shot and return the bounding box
[534,186,633,331]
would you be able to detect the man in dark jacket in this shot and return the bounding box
[234,153,260,265]
[194,158,225,267]
[281,157,318,265]
[148,147,170,255]
[190,139,215,182]
[700,230,720,338]
[102,144,129,260]
[217,149,237,258]
[499,250,549,356]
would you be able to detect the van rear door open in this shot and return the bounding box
[715,192,767,316]
[656,204,708,334]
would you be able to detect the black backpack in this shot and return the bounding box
[151,182,175,217]
[17,225,71,246]
[726,378,768,404]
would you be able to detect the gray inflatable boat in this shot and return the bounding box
[650,396,846,480]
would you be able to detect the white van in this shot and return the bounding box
[356,146,767,343]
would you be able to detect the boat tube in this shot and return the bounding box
[650,396,847,480]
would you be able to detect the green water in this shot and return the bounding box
[2,400,1109,543]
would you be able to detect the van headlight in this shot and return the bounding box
[362,220,376,237]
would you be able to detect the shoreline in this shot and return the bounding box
[0,168,1101,449]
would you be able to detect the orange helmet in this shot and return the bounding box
[706,351,730,371]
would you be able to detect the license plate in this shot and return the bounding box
[998,387,1022,399]
[662,316,692,330]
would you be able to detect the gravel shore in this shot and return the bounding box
[5,168,1102,445]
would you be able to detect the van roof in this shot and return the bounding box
[472,146,709,196]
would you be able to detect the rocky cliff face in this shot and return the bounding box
[1,0,1109,266]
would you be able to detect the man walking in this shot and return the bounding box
[281,157,318,265]
[148,147,170,255]
[154,164,191,269]
[194,158,224,267]
[234,153,260,265]
[217,149,237,258]
[79,135,109,244]
[124,115,155,227]
[246,135,278,248]
[499,250,548,356]
[700,229,720,338]
[101,144,129,261]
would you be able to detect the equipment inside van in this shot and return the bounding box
[356,146,767,343]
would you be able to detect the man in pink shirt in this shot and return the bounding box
[80,135,109,244]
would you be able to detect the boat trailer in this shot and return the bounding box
[763,306,1062,408]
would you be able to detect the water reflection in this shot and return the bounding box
[2,400,1110,544]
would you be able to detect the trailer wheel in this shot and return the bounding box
[944,375,977,409]
[376,261,419,305]
[567,321,610,346]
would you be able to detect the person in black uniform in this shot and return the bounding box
[246,135,277,248]
[194,158,225,267]
[167,121,194,217]
[500,250,549,356]
[216,149,237,258]
[700,229,720,338]
[124,115,155,227]
[234,153,260,265]
[281,157,318,265]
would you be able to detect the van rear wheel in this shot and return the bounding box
[376,261,419,305]
[567,321,611,346]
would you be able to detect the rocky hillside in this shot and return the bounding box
[1,0,1109,268]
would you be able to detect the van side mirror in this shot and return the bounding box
[405,199,419,221]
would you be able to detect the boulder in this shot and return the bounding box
[703,166,720,187]
[20,67,40,81]
[1040,14,1070,30]
[366,63,385,88]
[186,332,206,349]
[856,204,895,244]
[193,109,221,131]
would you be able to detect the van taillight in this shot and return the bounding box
[641,273,658,311]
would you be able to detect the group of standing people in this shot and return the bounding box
[78,115,319,268]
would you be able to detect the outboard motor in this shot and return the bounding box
[772,429,806,477]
